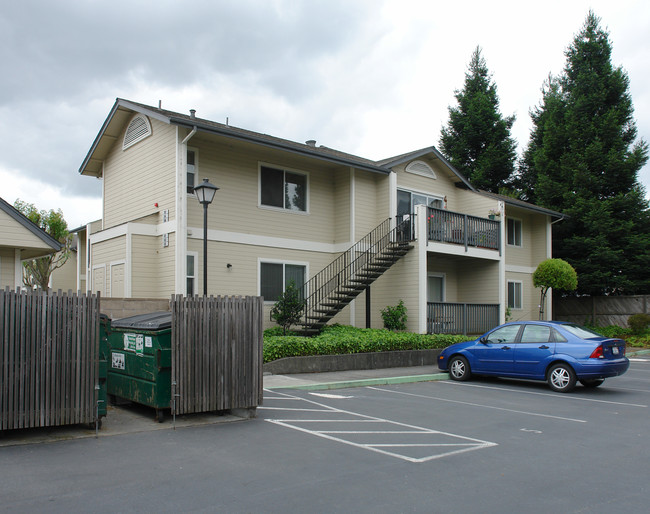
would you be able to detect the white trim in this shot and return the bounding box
[91,264,106,294]
[188,227,350,254]
[258,162,310,214]
[14,249,21,289]
[186,251,198,296]
[405,160,436,179]
[426,272,446,303]
[426,241,501,261]
[505,264,536,274]
[109,260,126,298]
[349,168,356,325]
[257,257,309,303]
[122,114,152,150]
[506,216,523,247]
[416,204,427,334]
[498,201,506,323]
[186,146,199,197]
[507,280,523,310]
[125,231,132,298]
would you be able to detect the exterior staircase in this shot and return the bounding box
[301,216,414,335]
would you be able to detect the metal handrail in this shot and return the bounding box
[427,207,500,252]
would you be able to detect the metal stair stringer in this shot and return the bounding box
[300,216,414,335]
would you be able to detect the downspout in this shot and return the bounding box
[176,126,197,294]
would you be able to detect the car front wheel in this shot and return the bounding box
[449,356,471,382]
[547,363,577,393]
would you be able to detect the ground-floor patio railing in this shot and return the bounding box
[427,302,499,335]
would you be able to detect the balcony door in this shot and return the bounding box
[427,274,444,303]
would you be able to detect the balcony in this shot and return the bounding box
[427,207,500,253]
[427,302,500,335]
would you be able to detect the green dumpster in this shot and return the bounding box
[106,312,172,421]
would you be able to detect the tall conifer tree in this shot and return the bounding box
[520,12,650,295]
[439,46,517,192]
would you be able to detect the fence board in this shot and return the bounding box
[171,295,263,415]
[554,295,650,327]
[0,288,100,431]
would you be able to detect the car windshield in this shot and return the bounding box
[561,324,604,340]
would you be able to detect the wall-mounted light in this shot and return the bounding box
[226,263,232,269]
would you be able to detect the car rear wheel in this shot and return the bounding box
[547,363,577,393]
[580,378,605,388]
[449,356,471,382]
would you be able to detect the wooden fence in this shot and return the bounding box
[554,295,650,327]
[0,288,100,431]
[170,295,264,415]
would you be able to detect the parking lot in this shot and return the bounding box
[1,357,648,513]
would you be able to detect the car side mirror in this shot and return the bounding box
[480,336,488,344]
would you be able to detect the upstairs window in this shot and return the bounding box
[260,165,308,212]
[123,115,152,150]
[507,217,522,247]
[187,149,197,194]
[397,189,443,216]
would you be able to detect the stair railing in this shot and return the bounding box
[301,214,415,332]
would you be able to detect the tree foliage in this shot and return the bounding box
[533,259,578,320]
[270,280,305,335]
[13,200,71,290]
[519,12,650,295]
[439,46,518,192]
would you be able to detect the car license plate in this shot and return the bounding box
[612,347,619,355]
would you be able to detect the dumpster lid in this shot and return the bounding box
[111,311,172,330]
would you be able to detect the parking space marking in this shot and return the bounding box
[368,386,587,423]
[438,381,648,408]
[262,390,497,463]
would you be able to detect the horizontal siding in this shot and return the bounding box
[0,249,15,289]
[354,170,380,237]
[456,260,500,304]
[91,237,126,267]
[104,119,176,228]
[367,245,421,331]
[0,210,54,250]
[131,235,159,297]
[506,271,539,321]
[334,168,351,244]
[504,206,549,269]
[158,232,176,298]
[185,138,344,244]
[50,253,77,292]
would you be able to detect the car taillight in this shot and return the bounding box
[589,346,604,359]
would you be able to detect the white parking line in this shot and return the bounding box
[262,390,497,463]
[368,386,587,423]
[438,381,648,408]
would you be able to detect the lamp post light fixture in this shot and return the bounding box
[193,178,219,296]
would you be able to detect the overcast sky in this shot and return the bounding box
[1,0,648,228]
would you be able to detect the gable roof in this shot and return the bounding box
[0,197,63,256]
[80,99,564,219]
[80,99,391,177]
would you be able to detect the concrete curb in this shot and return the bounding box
[265,372,449,391]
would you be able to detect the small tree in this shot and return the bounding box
[381,300,408,331]
[270,281,305,335]
[13,199,71,290]
[533,258,577,320]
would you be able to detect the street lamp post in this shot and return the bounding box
[193,178,219,296]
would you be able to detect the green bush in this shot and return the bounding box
[263,324,472,363]
[628,313,650,335]
[381,300,408,331]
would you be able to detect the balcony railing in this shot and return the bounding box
[427,207,500,253]
[427,302,500,335]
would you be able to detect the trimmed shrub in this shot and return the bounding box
[381,300,408,331]
[628,313,650,335]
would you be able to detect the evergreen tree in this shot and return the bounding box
[439,46,518,192]
[519,12,650,295]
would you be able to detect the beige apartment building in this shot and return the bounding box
[77,99,562,333]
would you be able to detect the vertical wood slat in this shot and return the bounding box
[171,295,263,416]
[0,288,99,431]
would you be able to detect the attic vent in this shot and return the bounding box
[123,114,152,150]
[405,160,436,179]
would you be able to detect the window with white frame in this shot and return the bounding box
[397,189,443,216]
[187,149,197,194]
[507,281,523,310]
[260,165,308,212]
[507,217,522,247]
[187,253,197,296]
[260,261,306,302]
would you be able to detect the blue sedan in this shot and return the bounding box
[437,321,629,392]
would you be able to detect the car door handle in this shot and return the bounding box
[538,345,549,349]
[501,346,511,350]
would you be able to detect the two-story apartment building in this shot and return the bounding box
[79,99,562,333]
